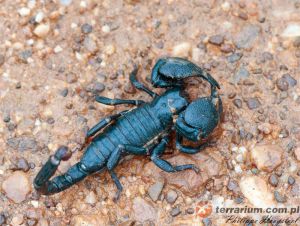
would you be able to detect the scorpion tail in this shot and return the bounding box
[34,146,89,195]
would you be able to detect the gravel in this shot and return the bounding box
[233,99,243,108]
[170,206,181,217]
[268,174,279,187]
[148,181,164,202]
[227,52,243,63]
[274,191,287,203]
[166,190,178,204]
[208,35,224,46]
[234,25,260,49]
[288,176,295,185]
[7,137,38,152]
[247,98,261,110]
[81,23,93,34]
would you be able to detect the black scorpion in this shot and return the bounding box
[34,57,222,200]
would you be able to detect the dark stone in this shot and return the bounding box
[86,82,105,94]
[81,23,93,34]
[7,136,38,152]
[202,218,212,226]
[233,99,242,108]
[0,213,6,225]
[46,117,55,124]
[208,35,224,46]
[60,88,68,97]
[155,41,164,49]
[232,66,249,84]
[170,206,181,217]
[18,50,32,63]
[16,157,30,172]
[66,72,77,84]
[293,37,300,48]
[238,11,248,20]
[235,196,244,204]
[247,98,261,110]
[220,43,234,53]
[262,52,274,61]
[185,208,194,214]
[3,113,10,123]
[276,77,289,91]
[15,82,22,89]
[0,54,5,66]
[274,191,287,203]
[227,52,243,63]
[288,176,295,185]
[282,74,297,87]
[269,174,279,187]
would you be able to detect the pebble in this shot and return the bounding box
[102,25,110,33]
[220,43,233,53]
[276,77,289,91]
[66,72,78,84]
[148,181,164,202]
[60,88,68,97]
[60,0,72,5]
[281,24,300,37]
[170,206,181,217]
[0,213,6,225]
[239,176,275,207]
[288,176,295,185]
[83,37,98,53]
[133,197,157,222]
[227,52,243,63]
[166,190,178,204]
[233,99,242,108]
[268,174,279,187]
[33,24,50,38]
[85,191,97,205]
[7,136,38,152]
[35,12,44,23]
[81,23,93,34]
[0,54,5,66]
[86,82,105,94]
[234,25,260,49]
[202,218,212,226]
[18,7,31,17]
[186,208,194,214]
[292,145,300,161]
[282,74,297,87]
[3,113,10,123]
[238,11,248,20]
[274,191,287,203]
[2,171,31,203]
[247,98,261,110]
[251,144,283,172]
[208,35,224,46]
[172,42,191,57]
[232,66,249,84]
[18,50,32,63]
[14,158,30,172]
[227,179,239,192]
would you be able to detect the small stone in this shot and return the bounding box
[33,24,50,38]
[227,179,238,191]
[166,190,178,204]
[202,218,212,226]
[66,72,77,84]
[81,23,93,34]
[60,0,72,6]
[220,43,233,53]
[276,77,289,91]
[0,54,5,66]
[232,66,249,84]
[282,74,297,87]
[172,42,191,57]
[288,176,295,185]
[7,136,37,152]
[60,88,68,97]
[54,45,63,53]
[268,174,279,187]
[148,181,164,202]
[251,144,283,172]
[85,191,97,205]
[234,25,260,49]
[239,176,275,207]
[281,24,300,37]
[16,158,30,172]
[35,12,44,23]
[227,52,243,63]
[86,82,105,94]
[233,99,242,108]
[0,213,6,225]
[133,197,157,222]
[16,82,22,89]
[186,208,194,214]
[102,25,110,33]
[83,37,98,53]
[274,191,287,203]
[3,113,10,123]
[170,206,181,217]
[18,50,32,63]
[294,147,300,161]
[2,171,31,203]
[221,2,231,11]
[208,35,224,46]
[104,44,115,55]
[247,98,261,110]
[18,7,31,17]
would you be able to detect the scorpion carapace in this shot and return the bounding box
[34,57,222,201]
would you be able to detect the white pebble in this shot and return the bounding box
[80,1,87,8]
[18,7,31,17]
[172,42,191,57]
[31,200,39,208]
[234,165,243,174]
[35,12,44,23]
[54,45,63,53]
[281,24,300,37]
[34,24,50,38]
[60,0,72,6]
[102,25,110,33]
[221,2,231,11]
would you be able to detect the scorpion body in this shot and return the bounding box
[34,57,222,200]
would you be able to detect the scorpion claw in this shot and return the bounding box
[54,146,72,161]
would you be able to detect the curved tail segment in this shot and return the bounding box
[151,57,220,89]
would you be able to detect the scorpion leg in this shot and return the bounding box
[175,134,210,154]
[150,136,200,174]
[95,96,145,106]
[107,145,123,201]
[130,67,157,98]
[86,111,127,138]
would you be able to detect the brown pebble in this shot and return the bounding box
[208,35,224,46]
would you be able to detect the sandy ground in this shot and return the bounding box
[0,0,300,225]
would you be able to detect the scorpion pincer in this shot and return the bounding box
[34,57,222,201]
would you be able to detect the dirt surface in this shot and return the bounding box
[0,0,300,225]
